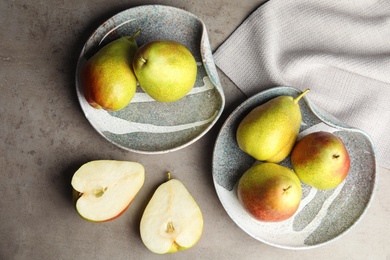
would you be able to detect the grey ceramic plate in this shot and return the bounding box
[212,86,377,249]
[75,5,224,154]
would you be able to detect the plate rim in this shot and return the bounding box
[212,86,377,249]
[75,4,225,154]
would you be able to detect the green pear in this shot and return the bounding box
[236,89,309,163]
[81,30,140,111]
[237,163,302,222]
[291,131,351,190]
[132,40,197,102]
[140,173,203,254]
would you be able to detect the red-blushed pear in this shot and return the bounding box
[81,30,140,111]
[291,131,350,190]
[237,163,302,222]
[140,173,203,254]
[71,160,145,222]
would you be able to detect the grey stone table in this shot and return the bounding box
[1,1,389,259]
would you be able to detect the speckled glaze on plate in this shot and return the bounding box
[212,86,377,249]
[75,5,224,154]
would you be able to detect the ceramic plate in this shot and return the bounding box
[75,5,224,154]
[212,86,377,249]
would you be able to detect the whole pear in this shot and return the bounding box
[81,31,140,111]
[133,40,197,102]
[291,131,350,190]
[237,163,302,222]
[236,89,309,163]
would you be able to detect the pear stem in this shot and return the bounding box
[293,89,310,104]
[131,29,141,39]
[167,172,171,181]
[283,185,292,193]
[139,56,147,64]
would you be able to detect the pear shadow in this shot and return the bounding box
[55,159,91,207]
[55,154,113,208]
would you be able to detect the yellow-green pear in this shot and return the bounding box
[236,89,309,163]
[133,40,197,102]
[140,173,203,254]
[81,30,140,111]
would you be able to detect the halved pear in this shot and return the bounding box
[71,160,145,222]
[140,173,203,254]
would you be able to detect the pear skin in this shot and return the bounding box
[236,89,309,162]
[237,163,302,222]
[81,30,140,111]
[291,131,350,190]
[133,41,197,102]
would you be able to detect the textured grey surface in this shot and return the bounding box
[212,87,376,249]
[1,1,390,259]
[76,5,224,154]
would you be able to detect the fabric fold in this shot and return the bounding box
[214,0,390,168]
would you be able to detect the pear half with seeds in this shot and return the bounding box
[71,160,145,222]
[140,173,203,254]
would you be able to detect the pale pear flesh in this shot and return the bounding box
[140,179,203,254]
[71,160,145,222]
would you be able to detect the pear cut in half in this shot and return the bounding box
[71,160,145,222]
[140,173,203,254]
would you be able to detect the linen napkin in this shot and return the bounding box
[214,0,390,169]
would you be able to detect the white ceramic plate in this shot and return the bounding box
[212,86,377,249]
[75,5,224,154]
